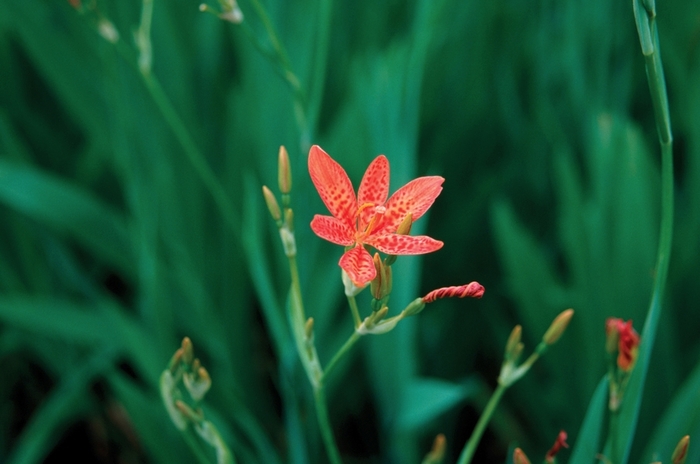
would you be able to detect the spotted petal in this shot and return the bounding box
[308,145,357,228]
[310,215,355,246]
[339,245,376,286]
[376,176,444,234]
[357,155,390,229]
[367,233,443,255]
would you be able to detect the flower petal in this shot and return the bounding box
[339,245,376,286]
[357,155,390,227]
[310,215,355,246]
[367,234,443,255]
[308,145,357,227]
[376,176,444,234]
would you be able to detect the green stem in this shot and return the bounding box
[111,41,242,242]
[347,295,361,328]
[286,253,342,463]
[322,331,361,381]
[182,426,217,464]
[313,386,343,464]
[457,383,507,464]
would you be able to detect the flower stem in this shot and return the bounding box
[348,295,362,328]
[286,252,342,463]
[457,383,507,464]
[313,386,343,464]
[322,331,361,381]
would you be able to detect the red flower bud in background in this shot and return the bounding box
[606,318,640,371]
[545,430,569,463]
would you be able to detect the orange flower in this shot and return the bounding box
[309,145,444,286]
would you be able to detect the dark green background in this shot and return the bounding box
[1,0,699,462]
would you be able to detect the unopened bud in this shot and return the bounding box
[175,400,204,423]
[98,19,120,43]
[305,317,314,341]
[513,448,531,464]
[423,282,485,303]
[262,186,281,221]
[184,367,212,402]
[396,213,413,235]
[370,253,392,301]
[402,298,426,317]
[181,337,194,365]
[505,325,523,363]
[543,309,574,345]
[422,433,446,463]
[278,146,292,194]
[168,348,184,373]
[545,430,569,463]
[672,435,690,464]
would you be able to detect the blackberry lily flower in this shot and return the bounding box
[308,145,444,286]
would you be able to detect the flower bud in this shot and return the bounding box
[543,309,574,345]
[262,186,281,221]
[513,448,531,464]
[422,434,446,464]
[545,430,569,463]
[370,253,392,301]
[672,435,690,464]
[504,325,523,363]
[423,282,484,303]
[401,298,426,317]
[278,145,292,194]
[181,337,194,366]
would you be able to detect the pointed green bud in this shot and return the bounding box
[278,145,292,194]
[402,298,426,317]
[504,325,523,363]
[672,435,690,464]
[181,337,194,366]
[262,186,281,221]
[543,309,574,345]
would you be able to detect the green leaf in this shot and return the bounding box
[6,347,118,464]
[397,377,479,431]
[569,376,608,464]
[0,160,133,275]
[641,359,700,463]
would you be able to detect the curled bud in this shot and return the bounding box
[513,448,532,464]
[262,186,281,221]
[545,430,569,463]
[422,282,484,303]
[672,435,690,464]
[278,145,292,194]
[543,309,574,345]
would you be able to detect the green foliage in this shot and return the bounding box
[1,0,699,463]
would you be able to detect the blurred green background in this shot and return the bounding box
[1,0,700,463]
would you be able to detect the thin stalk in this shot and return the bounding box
[610,3,674,463]
[286,253,342,463]
[347,295,362,328]
[322,331,361,381]
[111,41,242,242]
[313,386,343,464]
[182,426,217,464]
[457,383,507,464]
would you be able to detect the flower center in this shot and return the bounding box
[355,203,386,241]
